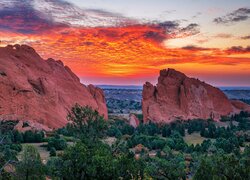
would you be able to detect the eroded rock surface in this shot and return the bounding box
[129,114,140,128]
[0,44,108,130]
[142,68,250,123]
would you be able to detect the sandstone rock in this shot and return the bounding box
[142,68,250,123]
[14,120,52,132]
[0,44,108,130]
[231,100,250,112]
[129,114,140,128]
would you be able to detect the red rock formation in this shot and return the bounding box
[129,114,140,128]
[0,44,108,130]
[231,100,250,112]
[142,68,250,123]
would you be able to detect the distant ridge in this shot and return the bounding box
[219,87,250,90]
[97,85,143,90]
[97,85,250,91]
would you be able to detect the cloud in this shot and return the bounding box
[214,33,233,38]
[0,0,136,34]
[178,23,200,37]
[241,35,250,40]
[0,0,68,33]
[153,21,200,39]
[181,45,211,51]
[226,46,250,54]
[31,0,136,27]
[214,8,250,24]
[0,0,200,44]
[196,38,209,44]
[157,21,179,32]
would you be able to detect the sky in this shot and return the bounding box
[0,0,250,86]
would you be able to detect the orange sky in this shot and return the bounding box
[0,0,250,86]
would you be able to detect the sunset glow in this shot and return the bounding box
[0,0,250,86]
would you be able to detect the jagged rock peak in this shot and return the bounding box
[142,68,250,123]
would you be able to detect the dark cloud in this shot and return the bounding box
[0,0,200,44]
[226,46,250,54]
[0,0,134,34]
[153,21,200,37]
[182,45,211,51]
[141,21,200,42]
[157,21,179,29]
[214,8,250,24]
[241,35,250,40]
[143,31,166,43]
[0,0,67,33]
[179,23,200,36]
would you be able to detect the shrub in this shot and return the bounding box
[50,147,57,157]
[47,136,67,151]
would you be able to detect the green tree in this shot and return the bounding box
[23,131,34,143]
[16,145,45,180]
[46,157,63,179]
[34,132,44,143]
[194,153,250,180]
[107,126,122,138]
[162,124,171,137]
[61,142,118,179]
[67,104,107,142]
[47,136,67,151]
[50,147,56,157]
[13,130,23,143]
[146,155,186,179]
[0,133,20,179]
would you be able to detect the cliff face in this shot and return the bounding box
[142,68,250,123]
[0,45,108,130]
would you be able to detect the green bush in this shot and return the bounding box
[50,147,57,157]
[23,131,44,143]
[47,136,67,151]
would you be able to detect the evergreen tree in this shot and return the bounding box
[16,145,45,180]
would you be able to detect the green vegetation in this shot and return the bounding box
[107,98,141,113]
[193,149,250,180]
[16,145,45,180]
[1,105,250,179]
[47,134,67,151]
[49,147,56,157]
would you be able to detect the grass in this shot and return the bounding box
[184,133,207,145]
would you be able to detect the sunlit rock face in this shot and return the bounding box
[0,44,108,131]
[142,68,250,123]
[129,114,140,128]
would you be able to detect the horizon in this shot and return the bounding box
[96,84,250,90]
[0,0,250,86]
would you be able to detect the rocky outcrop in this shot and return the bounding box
[231,100,250,112]
[0,44,108,130]
[142,68,250,123]
[129,114,140,128]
